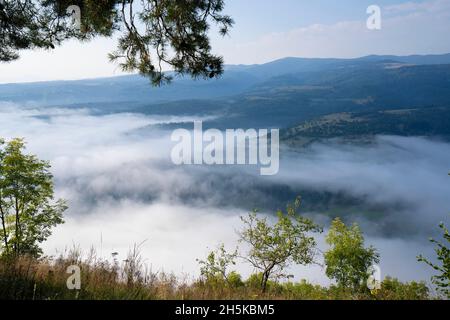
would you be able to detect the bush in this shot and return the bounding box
[374,277,430,300]
[281,280,329,300]
[227,271,244,288]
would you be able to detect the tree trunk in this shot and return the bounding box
[0,204,8,252]
[261,270,270,293]
[261,263,276,293]
[14,195,20,255]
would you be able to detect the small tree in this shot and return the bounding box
[324,218,380,292]
[238,198,322,293]
[0,138,67,257]
[197,243,238,285]
[418,221,449,299]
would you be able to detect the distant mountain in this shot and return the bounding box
[0,71,261,106]
[1,53,450,107]
[2,54,450,138]
[206,62,450,129]
[226,53,450,78]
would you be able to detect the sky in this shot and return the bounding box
[1,0,450,83]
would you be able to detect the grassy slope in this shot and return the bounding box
[282,106,450,147]
[0,252,432,300]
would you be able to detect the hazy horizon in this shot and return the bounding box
[1,52,450,85]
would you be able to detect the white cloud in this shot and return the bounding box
[216,0,450,64]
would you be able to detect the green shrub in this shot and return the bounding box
[375,277,429,300]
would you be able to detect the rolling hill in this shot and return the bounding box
[282,107,450,147]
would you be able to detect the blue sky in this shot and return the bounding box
[224,0,425,38]
[1,0,449,83]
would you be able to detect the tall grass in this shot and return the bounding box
[0,247,433,300]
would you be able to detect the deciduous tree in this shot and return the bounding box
[238,198,322,293]
[324,218,380,292]
[197,243,238,286]
[418,221,449,299]
[0,138,66,257]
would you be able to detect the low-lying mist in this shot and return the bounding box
[0,103,447,284]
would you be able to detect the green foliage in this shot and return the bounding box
[281,280,355,300]
[109,0,233,85]
[0,0,76,61]
[0,0,233,85]
[418,221,450,299]
[324,218,380,292]
[197,244,238,287]
[238,197,322,292]
[374,277,429,300]
[280,277,430,300]
[0,138,66,257]
[245,273,276,291]
[226,271,244,288]
[281,280,328,300]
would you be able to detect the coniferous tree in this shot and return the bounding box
[0,0,233,85]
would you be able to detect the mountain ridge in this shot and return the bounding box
[2,53,450,87]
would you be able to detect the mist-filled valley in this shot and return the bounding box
[1,55,449,285]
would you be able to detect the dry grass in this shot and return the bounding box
[0,247,434,300]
